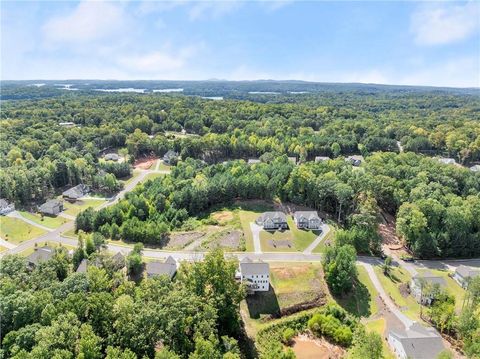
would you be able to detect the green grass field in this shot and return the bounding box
[63,199,106,216]
[374,266,423,322]
[120,170,141,186]
[0,216,47,244]
[336,265,379,318]
[312,225,335,253]
[156,161,172,171]
[18,211,69,229]
[364,318,396,359]
[18,241,76,257]
[143,172,165,182]
[237,202,274,252]
[0,245,6,252]
[259,229,297,252]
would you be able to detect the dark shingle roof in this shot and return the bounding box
[39,199,63,213]
[62,184,89,199]
[293,211,320,221]
[145,257,177,278]
[412,271,446,287]
[27,247,55,266]
[256,211,287,223]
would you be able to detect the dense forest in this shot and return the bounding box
[1,81,480,258]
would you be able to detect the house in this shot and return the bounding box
[255,212,288,230]
[345,155,363,166]
[387,322,445,359]
[410,271,446,304]
[163,150,178,165]
[111,252,126,271]
[247,158,261,164]
[288,157,297,165]
[27,246,55,268]
[145,256,177,279]
[239,257,270,292]
[453,265,480,289]
[39,199,64,216]
[76,252,125,273]
[59,122,75,127]
[0,198,15,215]
[438,157,456,165]
[293,211,322,230]
[62,184,90,201]
[314,156,330,162]
[470,165,480,172]
[76,258,88,273]
[104,153,119,161]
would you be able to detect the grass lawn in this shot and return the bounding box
[336,265,379,318]
[62,227,78,239]
[18,241,76,257]
[416,269,466,312]
[0,216,47,244]
[364,318,396,359]
[312,223,336,254]
[374,266,423,322]
[0,245,6,252]
[63,199,106,216]
[156,161,172,171]
[287,217,318,251]
[237,202,274,252]
[260,229,297,252]
[18,211,69,229]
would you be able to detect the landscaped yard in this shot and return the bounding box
[18,211,69,229]
[258,218,319,252]
[416,268,466,312]
[63,199,106,216]
[143,172,165,182]
[120,170,141,186]
[18,241,76,257]
[0,216,47,244]
[0,245,6,252]
[374,266,423,322]
[336,265,379,317]
[237,202,274,252]
[312,224,335,253]
[364,318,396,359]
[156,161,172,171]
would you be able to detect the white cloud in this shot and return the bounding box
[260,0,294,12]
[42,1,127,44]
[411,2,480,46]
[188,1,241,21]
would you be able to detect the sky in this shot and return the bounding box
[1,0,479,87]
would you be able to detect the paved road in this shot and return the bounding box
[303,223,330,254]
[7,211,54,232]
[249,223,263,253]
[0,237,16,249]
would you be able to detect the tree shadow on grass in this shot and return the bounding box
[245,285,281,319]
[334,280,372,318]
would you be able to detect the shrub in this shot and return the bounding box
[282,328,295,345]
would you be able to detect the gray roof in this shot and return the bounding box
[455,265,480,279]
[240,257,270,276]
[438,157,456,165]
[76,259,88,273]
[0,199,10,208]
[39,199,63,212]
[104,153,119,161]
[412,271,446,287]
[389,323,444,359]
[293,211,320,221]
[470,165,480,172]
[111,252,126,269]
[257,211,287,223]
[163,150,178,159]
[27,247,55,266]
[62,184,89,199]
[145,256,177,278]
[314,156,330,162]
[247,158,261,164]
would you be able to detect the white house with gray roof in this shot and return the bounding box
[410,271,446,305]
[387,322,445,359]
[453,265,480,289]
[314,156,331,163]
[470,165,480,172]
[239,257,270,292]
[293,211,321,230]
[438,157,456,165]
[255,211,288,230]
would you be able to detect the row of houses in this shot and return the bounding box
[26,247,271,293]
[255,211,322,230]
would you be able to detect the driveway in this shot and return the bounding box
[0,237,16,249]
[359,262,415,328]
[303,223,330,254]
[249,222,263,254]
[7,211,54,232]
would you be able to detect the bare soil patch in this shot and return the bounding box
[292,334,345,359]
[165,231,205,249]
[274,266,310,280]
[204,229,243,250]
[399,283,410,298]
[211,210,234,224]
[269,239,293,249]
[134,155,158,170]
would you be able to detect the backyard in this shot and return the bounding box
[63,199,106,216]
[0,216,47,244]
[18,211,70,229]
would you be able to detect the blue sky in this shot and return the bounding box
[1,1,479,87]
